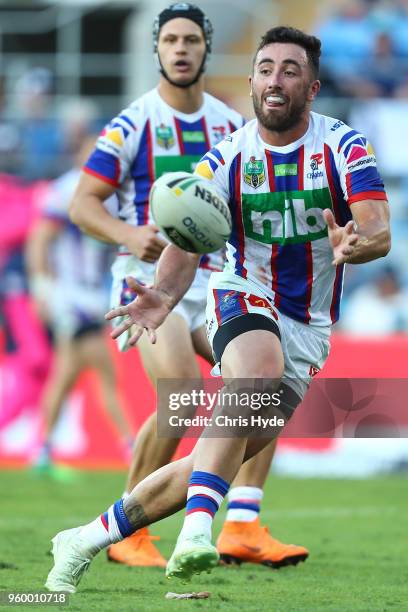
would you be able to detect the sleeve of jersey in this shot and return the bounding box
[336,132,388,205]
[83,110,139,187]
[193,141,230,202]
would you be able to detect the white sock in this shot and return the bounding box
[180,511,213,541]
[225,486,263,522]
[79,517,112,554]
[180,471,229,541]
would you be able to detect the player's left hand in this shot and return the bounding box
[323,209,359,265]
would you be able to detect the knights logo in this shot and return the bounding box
[243,156,266,189]
[156,124,174,149]
[212,125,226,144]
[310,153,323,171]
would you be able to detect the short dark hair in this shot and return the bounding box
[254,26,321,78]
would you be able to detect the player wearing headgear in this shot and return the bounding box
[60,7,307,579]
[152,2,213,88]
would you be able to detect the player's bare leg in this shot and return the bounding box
[43,340,81,438]
[125,313,204,490]
[45,434,275,592]
[77,330,133,452]
[217,440,309,568]
[126,413,175,487]
[234,440,278,488]
[45,328,285,591]
[33,338,82,472]
[35,331,132,473]
[165,329,286,579]
[108,312,203,567]
[191,324,214,363]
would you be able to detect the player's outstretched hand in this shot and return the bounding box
[323,209,359,265]
[105,276,172,346]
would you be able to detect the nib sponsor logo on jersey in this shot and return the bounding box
[346,140,376,173]
[243,188,332,245]
[243,157,266,189]
[156,124,175,149]
[308,153,324,179]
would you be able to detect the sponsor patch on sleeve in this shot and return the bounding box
[195,148,225,180]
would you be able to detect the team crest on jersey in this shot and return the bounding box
[156,124,174,149]
[243,156,266,189]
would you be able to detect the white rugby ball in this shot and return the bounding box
[149,171,231,253]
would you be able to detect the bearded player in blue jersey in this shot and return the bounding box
[46,25,390,591]
[68,4,307,572]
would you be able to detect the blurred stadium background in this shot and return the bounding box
[1,0,408,476]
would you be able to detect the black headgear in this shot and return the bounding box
[153,3,213,88]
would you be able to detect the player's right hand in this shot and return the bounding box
[105,276,172,346]
[125,225,167,263]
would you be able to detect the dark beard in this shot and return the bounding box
[252,90,308,133]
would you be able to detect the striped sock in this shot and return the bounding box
[225,486,263,522]
[180,471,229,540]
[80,498,135,551]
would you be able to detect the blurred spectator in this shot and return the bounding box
[340,32,407,98]
[15,67,65,181]
[367,0,408,56]
[317,0,408,99]
[0,78,21,174]
[317,0,374,80]
[341,265,408,335]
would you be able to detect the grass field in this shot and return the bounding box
[0,469,407,611]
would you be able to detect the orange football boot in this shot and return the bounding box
[217,519,309,568]
[107,527,167,567]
